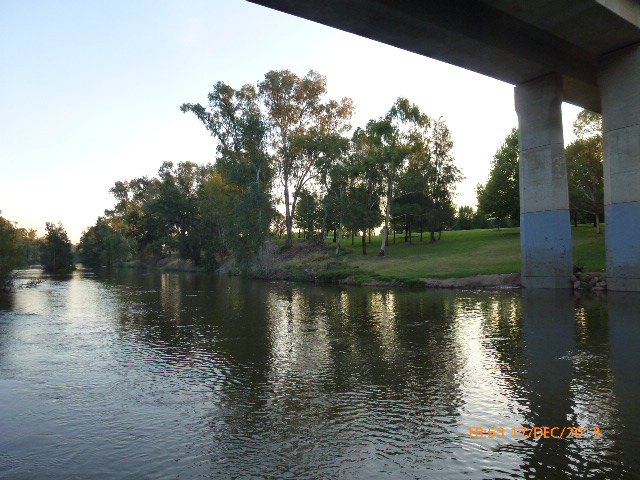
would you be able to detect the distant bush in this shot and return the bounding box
[0,215,26,290]
[40,222,75,273]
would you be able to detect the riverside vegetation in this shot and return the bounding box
[2,71,605,288]
[73,70,604,279]
[247,225,605,287]
[1,215,73,290]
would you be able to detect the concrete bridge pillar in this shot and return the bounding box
[515,74,573,288]
[599,44,640,292]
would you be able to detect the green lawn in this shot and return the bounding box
[334,225,605,281]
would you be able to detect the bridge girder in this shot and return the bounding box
[248,0,640,113]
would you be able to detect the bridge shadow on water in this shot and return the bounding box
[512,289,640,479]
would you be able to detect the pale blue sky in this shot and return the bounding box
[0,0,580,242]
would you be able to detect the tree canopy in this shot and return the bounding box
[40,222,74,273]
[566,110,603,231]
[477,112,604,232]
[476,128,520,226]
[75,69,465,270]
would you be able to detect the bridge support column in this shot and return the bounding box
[515,74,573,288]
[599,44,640,291]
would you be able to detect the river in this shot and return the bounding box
[0,268,639,479]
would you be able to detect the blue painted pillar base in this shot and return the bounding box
[521,210,573,288]
[606,202,640,291]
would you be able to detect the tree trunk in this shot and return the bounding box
[368,229,371,244]
[379,179,392,256]
[335,215,343,258]
[284,181,293,246]
[333,228,337,243]
[351,231,354,245]
[362,230,367,255]
[320,206,328,243]
[595,212,601,234]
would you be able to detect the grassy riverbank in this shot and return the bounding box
[268,225,605,286]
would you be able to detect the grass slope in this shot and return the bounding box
[332,225,605,282]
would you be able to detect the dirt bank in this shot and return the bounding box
[418,273,521,289]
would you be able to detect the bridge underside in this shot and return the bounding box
[249,0,640,291]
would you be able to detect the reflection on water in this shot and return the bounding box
[0,269,638,479]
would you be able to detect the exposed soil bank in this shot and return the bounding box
[418,273,521,289]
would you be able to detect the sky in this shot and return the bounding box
[0,0,582,243]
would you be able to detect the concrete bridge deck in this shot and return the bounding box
[249,0,640,111]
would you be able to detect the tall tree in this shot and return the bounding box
[0,214,23,290]
[393,118,461,243]
[40,222,74,273]
[567,110,604,232]
[321,151,352,257]
[293,188,320,239]
[455,205,476,230]
[181,81,271,188]
[78,217,128,267]
[573,109,602,139]
[476,128,520,227]
[107,176,159,256]
[423,118,462,241]
[345,129,384,255]
[144,161,213,264]
[371,98,429,256]
[182,81,274,266]
[305,131,350,242]
[258,69,353,246]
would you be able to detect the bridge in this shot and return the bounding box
[248,0,640,291]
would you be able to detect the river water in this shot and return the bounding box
[0,268,638,479]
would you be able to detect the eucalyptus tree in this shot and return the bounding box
[40,222,74,273]
[304,131,350,242]
[0,215,23,290]
[293,188,320,239]
[78,217,128,267]
[566,110,604,232]
[182,81,274,265]
[258,69,353,246]
[107,176,159,254]
[424,118,462,241]
[455,205,476,230]
[394,164,427,244]
[143,161,214,264]
[392,117,461,243]
[566,136,604,231]
[476,128,520,228]
[573,109,602,139]
[321,152,352,257]
[181,81,271,188]
[345,127,384,255]
[368,98,430,256]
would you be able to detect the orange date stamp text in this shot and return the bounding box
[468,427,601,439]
